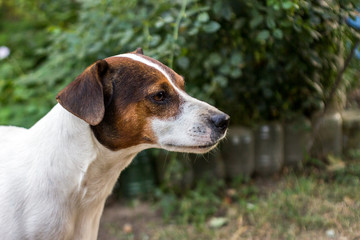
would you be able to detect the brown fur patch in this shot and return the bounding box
[135,55,186,91]
[56,60,109,126]
[91,57,182,150]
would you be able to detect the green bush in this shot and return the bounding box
[156,178,224,225]
[0,0,78,127]
[0,0,359,127]
[175,0,359,123]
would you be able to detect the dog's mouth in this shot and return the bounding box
[163,142,218,154]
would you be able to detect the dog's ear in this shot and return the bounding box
[56,60,110,126]
[133,48,144,55]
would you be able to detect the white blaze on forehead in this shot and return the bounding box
[114,53,182,92]
[112,53,215,108]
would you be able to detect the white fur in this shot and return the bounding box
[0,104,153,240]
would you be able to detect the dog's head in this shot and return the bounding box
[56,48,229,154]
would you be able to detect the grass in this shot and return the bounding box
[236,165,360,239]
[99,159,360,240]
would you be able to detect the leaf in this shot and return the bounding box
[230,69,242,78]
[203,21,221,33]
[208,53,222,66]
[220,65,231,75]
[149,35,161,47]
[177,56,189,70]
[230,53,243,66]
[266,16,276,29]
[256,30,270,41]
[209,217,228,228]
[155,20,164,28]
[234,19,245,29]
[213,75,228,87]
[282,1,293,9]
[188,28,199,36]
[163,14,174,23]
[197,12,209,23]
[273,29,283,39]
[250,15,264,29]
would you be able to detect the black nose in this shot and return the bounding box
[210,113,230,132]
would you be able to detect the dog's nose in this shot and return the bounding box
[210,113,230,132]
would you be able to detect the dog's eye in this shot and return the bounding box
[152,91,166,102]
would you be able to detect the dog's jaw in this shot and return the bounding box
[160,143,219,154]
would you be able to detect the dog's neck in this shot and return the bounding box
[29,104,150,239]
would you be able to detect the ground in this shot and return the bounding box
[98,160,360,240]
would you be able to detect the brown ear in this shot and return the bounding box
[56,60,109,126]
[133,48,144,55]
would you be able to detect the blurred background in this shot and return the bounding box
[1,0,360,239]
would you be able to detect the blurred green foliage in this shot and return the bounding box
[156,178,225,225]
[0,0,359,127]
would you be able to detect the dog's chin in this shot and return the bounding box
[162,142,218,154]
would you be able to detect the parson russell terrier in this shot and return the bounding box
[0,48,229,240]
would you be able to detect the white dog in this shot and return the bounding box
[0,48,229,240]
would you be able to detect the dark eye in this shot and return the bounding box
[152,91,166,102]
